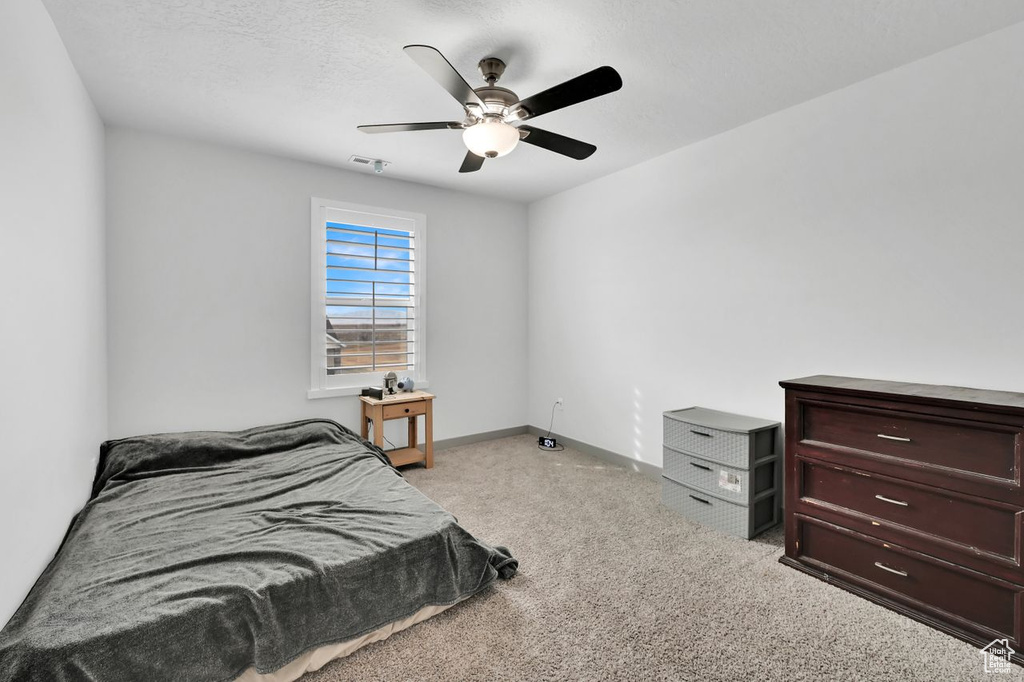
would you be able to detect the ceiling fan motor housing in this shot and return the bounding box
[473,58,518,118]
[478,57,506,84]
[473,86,518,114]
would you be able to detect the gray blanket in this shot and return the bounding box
[0,419,516,682]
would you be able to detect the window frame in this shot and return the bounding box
[308,197,427,399]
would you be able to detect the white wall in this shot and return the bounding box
[106,129,528,441]
[528,22,1024,467]
[0,1,107,625]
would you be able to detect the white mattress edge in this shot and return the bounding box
[233,600,460,682]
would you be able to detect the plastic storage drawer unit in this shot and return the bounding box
[662,407,781,539]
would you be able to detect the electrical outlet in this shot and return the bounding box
[555,397,564,409]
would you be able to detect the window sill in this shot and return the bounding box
[307,381,430,400]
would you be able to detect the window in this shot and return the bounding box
[309,198,426,397]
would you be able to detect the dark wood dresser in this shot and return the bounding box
[780,375,1024,661]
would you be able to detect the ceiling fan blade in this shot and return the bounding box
[518,126,596,160]
[404,45,486,110]
[358,121,463,134]
[512,66,622,121]
[459,151,485,173]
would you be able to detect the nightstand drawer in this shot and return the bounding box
[382,401,427,420]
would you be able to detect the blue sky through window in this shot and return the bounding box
[325,222,414,322]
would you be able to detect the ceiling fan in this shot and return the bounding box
[358,45,622,173]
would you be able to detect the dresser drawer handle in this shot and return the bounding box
[689,462,712,471]
[689,494,712,505]
[877,434,912,442]
[690,430,713,438]
[873,561,908,577]
[875,494,909,507]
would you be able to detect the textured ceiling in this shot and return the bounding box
[41,0,1024,203]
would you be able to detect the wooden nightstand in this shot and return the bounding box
[359,390,434,468]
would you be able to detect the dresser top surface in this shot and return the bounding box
[780,375,1024,412]
[663,406,779,433]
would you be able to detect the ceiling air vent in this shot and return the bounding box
[349,155,390,172]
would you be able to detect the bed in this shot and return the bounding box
[0,419,517,682]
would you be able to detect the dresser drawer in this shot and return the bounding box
[382,401,426,420]
[798,457,1022,566]
[664,447,775,505]
[800,401,1020,483]
[795,516,1023,644]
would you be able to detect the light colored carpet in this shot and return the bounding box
[302,435,1022,681]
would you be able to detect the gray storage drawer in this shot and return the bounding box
[661,477,778,539]
[661,478,747,537]
[663,407,778,469]
[662,447,750,505]
[662,406,782,539]
[663,418,749,468]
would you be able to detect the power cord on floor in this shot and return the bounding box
[368,420,398,450]
[539,400,565,451]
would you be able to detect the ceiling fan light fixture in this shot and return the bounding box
[462,118,520,158]
[360,45,622,172]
